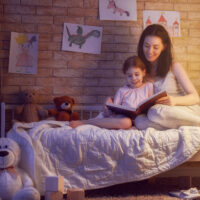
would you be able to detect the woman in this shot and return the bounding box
[135,24,200,130]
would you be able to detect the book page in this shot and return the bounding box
[106,103,136,112]
[136,90,167,108]
[106,103,137,118]
[136,90,167,114]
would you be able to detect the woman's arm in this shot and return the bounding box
[157,62,200,106]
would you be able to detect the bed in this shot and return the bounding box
[1,102,200,195]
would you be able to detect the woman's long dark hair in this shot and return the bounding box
[137,24,173,77]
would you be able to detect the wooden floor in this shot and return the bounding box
[85,195,179,200]
[41,177,200,199]
[84,179,198,200]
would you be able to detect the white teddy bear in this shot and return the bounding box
[0,138,40,200]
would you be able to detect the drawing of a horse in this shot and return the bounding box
[107,0,130,16]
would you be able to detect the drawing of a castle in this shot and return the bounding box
[145,13,180,37]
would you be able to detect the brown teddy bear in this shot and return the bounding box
[15,89,48,123]
[48,96,80,121]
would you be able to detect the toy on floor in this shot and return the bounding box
[169,187,200,199]
[0,137,40,200]
[45,176,64,200]
[67,188,85,200]
[15,89,48,123]
[48,96,80,121]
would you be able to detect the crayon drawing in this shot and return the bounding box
[143,11,181,37]
[99,0,137,21]
[62,23,102,54]
[8,32,38,74]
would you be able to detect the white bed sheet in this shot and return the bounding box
[7,120,200,194]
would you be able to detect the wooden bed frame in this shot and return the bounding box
[1,102,200,188]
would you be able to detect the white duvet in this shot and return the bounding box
[7,120,200,194]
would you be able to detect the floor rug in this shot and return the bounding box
[85,180,185,200]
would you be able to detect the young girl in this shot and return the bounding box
[70,56,154,129]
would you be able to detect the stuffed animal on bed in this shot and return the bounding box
[15,89,48,123]
[0,137,40,200]
[48,96,80,121]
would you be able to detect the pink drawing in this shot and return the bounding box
[16,46,33,67]
[145,16,152,26]
[107,0,130,17]
[158,14,167,27]
[15,35,36,68]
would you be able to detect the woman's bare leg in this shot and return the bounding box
[70,117,132,129]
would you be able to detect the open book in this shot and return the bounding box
[106,90,167,119]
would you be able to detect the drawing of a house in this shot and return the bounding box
[172,20,179,37]
[158,14,167,28]
[145,16,152,26]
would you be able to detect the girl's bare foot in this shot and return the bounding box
[70,120,84,128]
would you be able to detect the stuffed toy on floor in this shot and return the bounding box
[15,89,48,123]
[48,96,80,121]
[0,137,40,200]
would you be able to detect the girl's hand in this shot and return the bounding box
[105,97,113,104]
[103,97,113,117]
[156,95,175,106]
[103,97,113,111]
[103,108,113,117]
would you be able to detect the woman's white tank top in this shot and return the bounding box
[153,71,185,96]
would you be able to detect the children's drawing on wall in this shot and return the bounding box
[99,0,137,21]
[8,32,38,74]
[62,23,102,54]
[143,11,181,37]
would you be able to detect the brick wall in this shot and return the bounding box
[0,0,200,106]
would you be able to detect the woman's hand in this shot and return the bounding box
[156,95,176,106]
